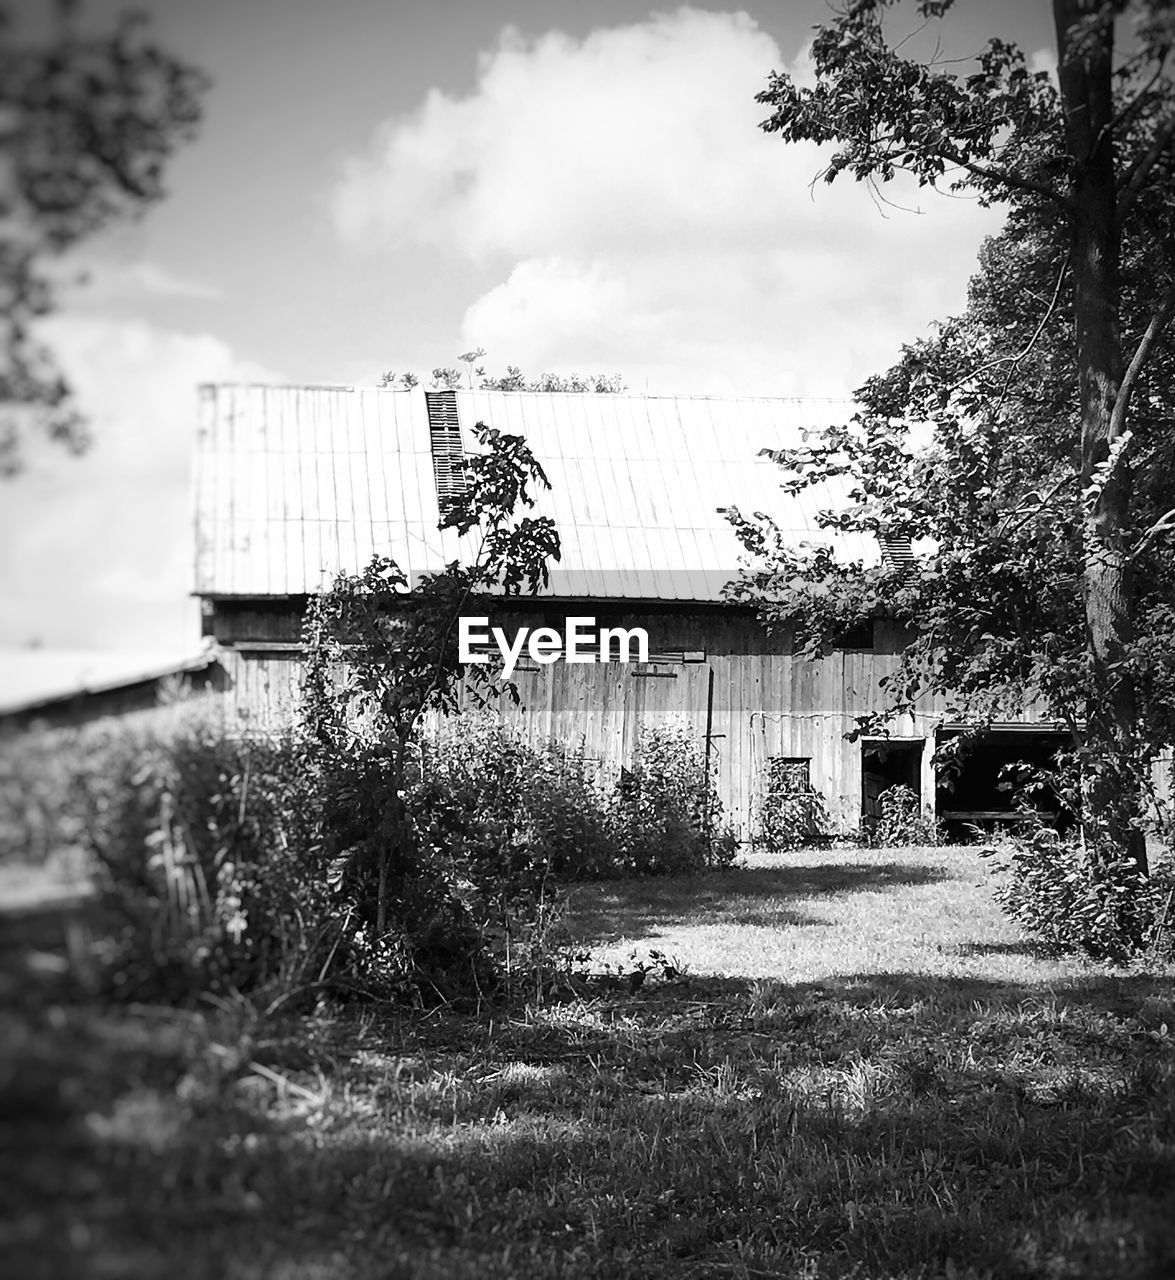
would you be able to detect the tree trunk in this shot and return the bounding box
[1053,0,1147,875]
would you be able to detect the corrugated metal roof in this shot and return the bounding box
[193,385,868,601]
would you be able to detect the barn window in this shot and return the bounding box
[766,756,811,793]
[425,390,468,510]
[755,756,825,851]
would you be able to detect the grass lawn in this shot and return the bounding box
[562,845,1091,984]
[4,845,1175,1279]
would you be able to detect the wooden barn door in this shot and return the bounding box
[622,659,715,775]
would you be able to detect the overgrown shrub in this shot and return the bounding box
[609,725,738,875]
[753,758,828,852]
[2,716,484,1004]
[0,715,345,1002]
[981,823,1174,965]
[270,715,735,1000]
[2,707,738,1007]
[415,722,603,888]
[416,717,737,884]
[871,784,939,848]
[969,749,1175,962]
[1,727,87,871]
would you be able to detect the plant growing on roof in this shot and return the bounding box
[729,0,1175,953]
[378,353,626,394]
[301,421,560,944]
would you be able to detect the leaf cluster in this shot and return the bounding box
[301,421,561,749]
[758,0,1066,206]
[0,5,207,473]
[380,362,626,394]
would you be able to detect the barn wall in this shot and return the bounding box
[208,599,1055,840]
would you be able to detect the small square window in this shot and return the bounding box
[766,757,812,793]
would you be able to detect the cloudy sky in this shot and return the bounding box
[2,0,1052,652]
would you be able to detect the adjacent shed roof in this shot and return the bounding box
[194,385,865,602]
[0,648,217,718]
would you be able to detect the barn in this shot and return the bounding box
[194,383,1061,841]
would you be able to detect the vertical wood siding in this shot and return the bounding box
[210,603,1053,839]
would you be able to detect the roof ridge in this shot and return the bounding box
[197,381,858,403]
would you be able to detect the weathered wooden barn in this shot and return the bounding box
[194,383,1060,840]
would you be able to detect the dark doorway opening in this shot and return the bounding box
[935,728,1070,838]
[861,739,923,831]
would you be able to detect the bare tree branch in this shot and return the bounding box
[997,473,1079,539]
[940,145,1073,212]
[1133,503,1175,558]
[1110,277,1175,440]
[943,253,1070,398]
[1102,44,1171,149]
[1119,114,1175,219]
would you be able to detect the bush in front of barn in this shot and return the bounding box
[391,718,736,997]
[415,716,736,884]
[3,715,463,1004]
[981,820,1175,966]
[608,724,739,875]
[3,716,489,1005]
[3,711,735,1006]
[870,783,941,848]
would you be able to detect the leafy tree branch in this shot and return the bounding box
[743,0,1175,924]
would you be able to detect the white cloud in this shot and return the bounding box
[333,7,1005,396]
[335,9,800,260]
[116,261,223,301]
[464,258,644,361]
[51,252,222,305]
[0,317,280,648]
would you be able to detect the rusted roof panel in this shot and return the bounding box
[194,385,866,601]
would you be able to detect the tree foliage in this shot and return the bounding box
[301,421,560,935]
[739,0,1175,903]
[0,2,207,474]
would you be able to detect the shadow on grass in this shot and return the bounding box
[8,968,1175,1280]
[7,847,1173,1279]
[564,861,949,947]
